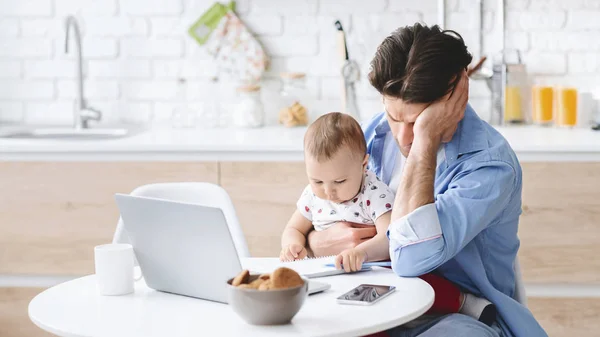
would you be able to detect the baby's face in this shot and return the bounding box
[305,147,367,204]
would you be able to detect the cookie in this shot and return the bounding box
[271,267,304,289]
[258,279,273,291]
[232,269,250,286]
[248,278,265,289]
[238,284,253,289]
[258,274,270,280]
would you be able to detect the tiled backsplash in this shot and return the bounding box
[1,0,600,126]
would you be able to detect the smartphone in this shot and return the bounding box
[336,284,396,305]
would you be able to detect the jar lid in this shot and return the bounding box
[280,72,306,79]
[507,64,526,73]
[237,84,261,92]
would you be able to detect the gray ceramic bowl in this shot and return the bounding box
[227,274,308,325]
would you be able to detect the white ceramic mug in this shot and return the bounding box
[94,243,142,296]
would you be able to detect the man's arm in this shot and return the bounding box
[307,222,377,257]
[386,71,517,276]
[388,160,516,276]
[391,136,437,220]
[392,71,469,221]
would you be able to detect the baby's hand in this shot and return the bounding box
[279,244,308,262]
[335,248,367,273]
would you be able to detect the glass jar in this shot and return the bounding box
[278,72,311,127]
[503,63,529,124]
[196,77,221,128]
[171,78,198,129]
[492,50,530,125]
[232,84,264,128]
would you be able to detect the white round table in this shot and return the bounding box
[29,258,434,337]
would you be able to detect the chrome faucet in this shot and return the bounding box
[64,16,101,129]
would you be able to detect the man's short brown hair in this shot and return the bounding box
[304,112,367,162]
[368,23,472,103]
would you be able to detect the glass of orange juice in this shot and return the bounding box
[556,87,578,127]
[532,86,554,125]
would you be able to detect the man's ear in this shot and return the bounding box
[362,153,369,169]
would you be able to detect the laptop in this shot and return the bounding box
[114,194,330,304]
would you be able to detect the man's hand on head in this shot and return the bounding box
[413,70,469,146]
[392,71,468,218]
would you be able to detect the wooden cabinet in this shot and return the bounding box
[519,163,600,284]
[2,160,599,337]
[0,162,218,275]
[0,288,52,337]
[529,297,600,336]
[220,162,306,257]
[3,161,598,279]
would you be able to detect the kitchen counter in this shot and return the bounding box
[0,125,599,162]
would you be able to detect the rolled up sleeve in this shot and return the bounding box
[387,160,517,277]
[387,204,442,247]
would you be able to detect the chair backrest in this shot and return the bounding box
[513,256,527,306]
[112,182,250,258]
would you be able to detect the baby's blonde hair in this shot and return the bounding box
[304,112,367,162]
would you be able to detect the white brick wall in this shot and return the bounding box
[0,81,54,100]
[0,0,52,17]
[149,18,188,37]
[25,101,75,124]
[0,38,53,58]
[21,19,63,37]
[241,15,282,36]
[122,81,179,100]
[568,53,600,73]
[54,0,117,16]
[505,31,529,50]
[83,17,148,37]
[531,32,600,51]
[0,61,22,78]
[24,60,80,78]
[0,19,20,36]
[88,60,151,79]
[319,0,387,14]
[507,11,566,31]
[57,80,119,99]
[152,59,215,78]
[260,36,318,57]
[389,0,439,12]
[121,38,184,58]
[0,102,24,123]
[250,0,318,15]
[121,0,182,16]
[60,38,118,59]
[379,13,424,33]
[1,0,600,125]
[566,11,600,30]
[523,52,567,75]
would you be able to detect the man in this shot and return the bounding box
[308,23,547,337]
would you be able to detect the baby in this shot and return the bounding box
[280,112,394,269]
[280,112,496,325]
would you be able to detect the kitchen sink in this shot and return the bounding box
[0,125,143,139]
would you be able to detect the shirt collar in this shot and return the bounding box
[374,103,488,163]
[374,113,390,136]
[444,103,489,164]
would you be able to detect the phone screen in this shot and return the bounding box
[337,284,395,303]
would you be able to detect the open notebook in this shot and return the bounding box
[249,256,372,279]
